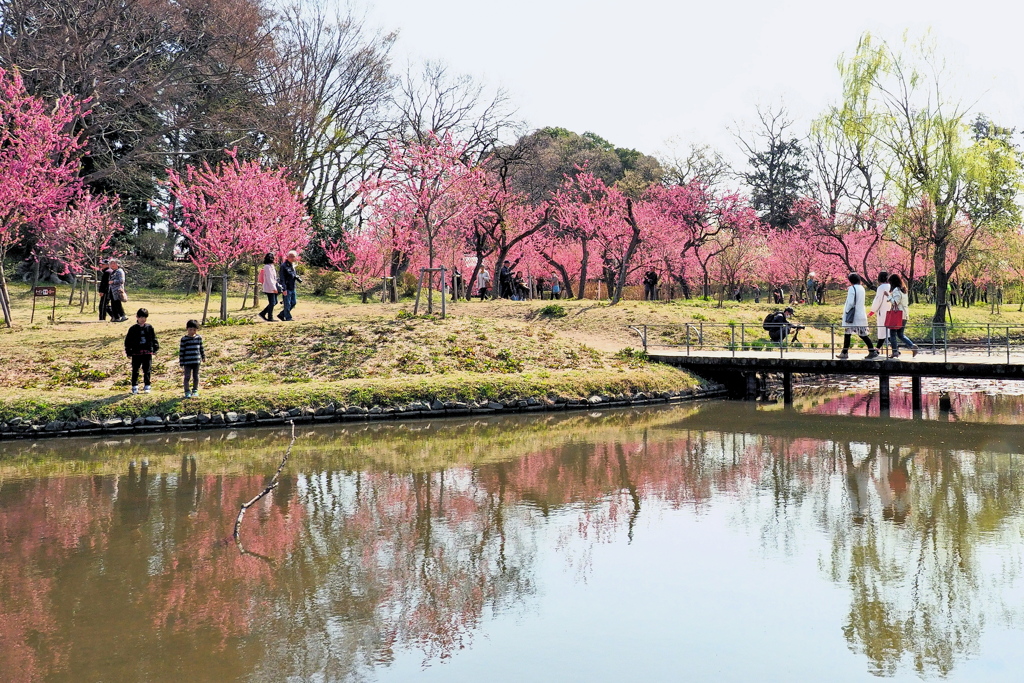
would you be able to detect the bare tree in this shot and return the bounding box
[660,141,731,188]
[0,0,275,218]
[260,2,397,215]
[392,61,521,163]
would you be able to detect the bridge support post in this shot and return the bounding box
[911,376,922,416]
[782,371,793,405]
[878,374,890,411]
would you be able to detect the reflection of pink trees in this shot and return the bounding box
[0,470,304,681]
[4,415,1024,681]
[151,475,305,647]
[0,478,114,682]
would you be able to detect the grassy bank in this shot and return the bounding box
[2,270,1017,425]
[0,287,711,424]
[0,364,702,423]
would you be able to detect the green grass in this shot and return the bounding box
[0,365,703,423]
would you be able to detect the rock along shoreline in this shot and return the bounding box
[0,385,726,442]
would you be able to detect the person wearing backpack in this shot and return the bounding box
[763,307,803,344]
[838,273,879,360]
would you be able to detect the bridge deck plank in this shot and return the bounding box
[649,349,1024,379]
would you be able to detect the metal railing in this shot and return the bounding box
[627,322,1024,364]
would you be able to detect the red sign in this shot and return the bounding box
[34,287,56,297]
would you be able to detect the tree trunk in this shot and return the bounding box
[611,201,643,305]
[578,236,590,300]
[220,270,229,320]
[251,261,260,308]
[387,248,408,302]
[0,260,12,327]
[932,242,948,325]
[540,250,573,301]
[907,244,918,305]
[202,276,213,324]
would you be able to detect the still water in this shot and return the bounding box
[2,389,1024,682]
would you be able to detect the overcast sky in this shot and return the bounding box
[360,0,1024,165]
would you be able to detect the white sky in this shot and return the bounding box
[360,0,1024,166]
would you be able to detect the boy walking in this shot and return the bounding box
[179,319,205,398]
[124,308,159,394]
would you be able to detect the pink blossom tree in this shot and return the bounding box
[35,193,122,310]
[360,133,482,311]
[324,230,389,303]
[796,198,890,285]
[165,152,308,322]
[0,67,87,326]
[640,183,758,300]
[471,171,552,297]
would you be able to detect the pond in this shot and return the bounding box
[2,389,1023,682]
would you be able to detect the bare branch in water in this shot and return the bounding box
[234,420,296,556]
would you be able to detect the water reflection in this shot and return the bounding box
[1,403,1023,681]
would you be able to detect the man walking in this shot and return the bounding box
[277,251,300,321]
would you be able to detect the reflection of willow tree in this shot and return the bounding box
[828,446,1024,677]
[660,428,1024,678]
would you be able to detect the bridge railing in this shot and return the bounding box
[627,322,1024,363]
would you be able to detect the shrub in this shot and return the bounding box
[306,268,343,296]
[204,316,256,328]
[538,303,567,318]
[400,272,418,297]
[614,347,649,365]
[131,230,172,261]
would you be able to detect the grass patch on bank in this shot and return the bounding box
[0,365,702,423]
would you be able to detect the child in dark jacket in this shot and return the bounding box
[124,308,159,394]
[179,319,206,398]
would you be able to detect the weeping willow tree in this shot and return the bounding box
[838,33,1024,324]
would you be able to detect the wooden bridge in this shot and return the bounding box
[648,349,1024,410]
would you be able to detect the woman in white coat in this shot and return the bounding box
[838,273,880,360]
[258,252,281,321]
[868,271,891,349]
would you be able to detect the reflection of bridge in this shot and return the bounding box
[669,401,1024,453]
[648,349,1024,411]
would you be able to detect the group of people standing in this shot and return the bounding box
[471,262,562,301]
[96,251,304,326]
[840,271,918,360]
[97,259,129,322]
[121,307,207,398]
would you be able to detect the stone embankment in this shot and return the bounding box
[0,386,725,441]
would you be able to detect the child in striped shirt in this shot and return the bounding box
[179,319,206,398]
